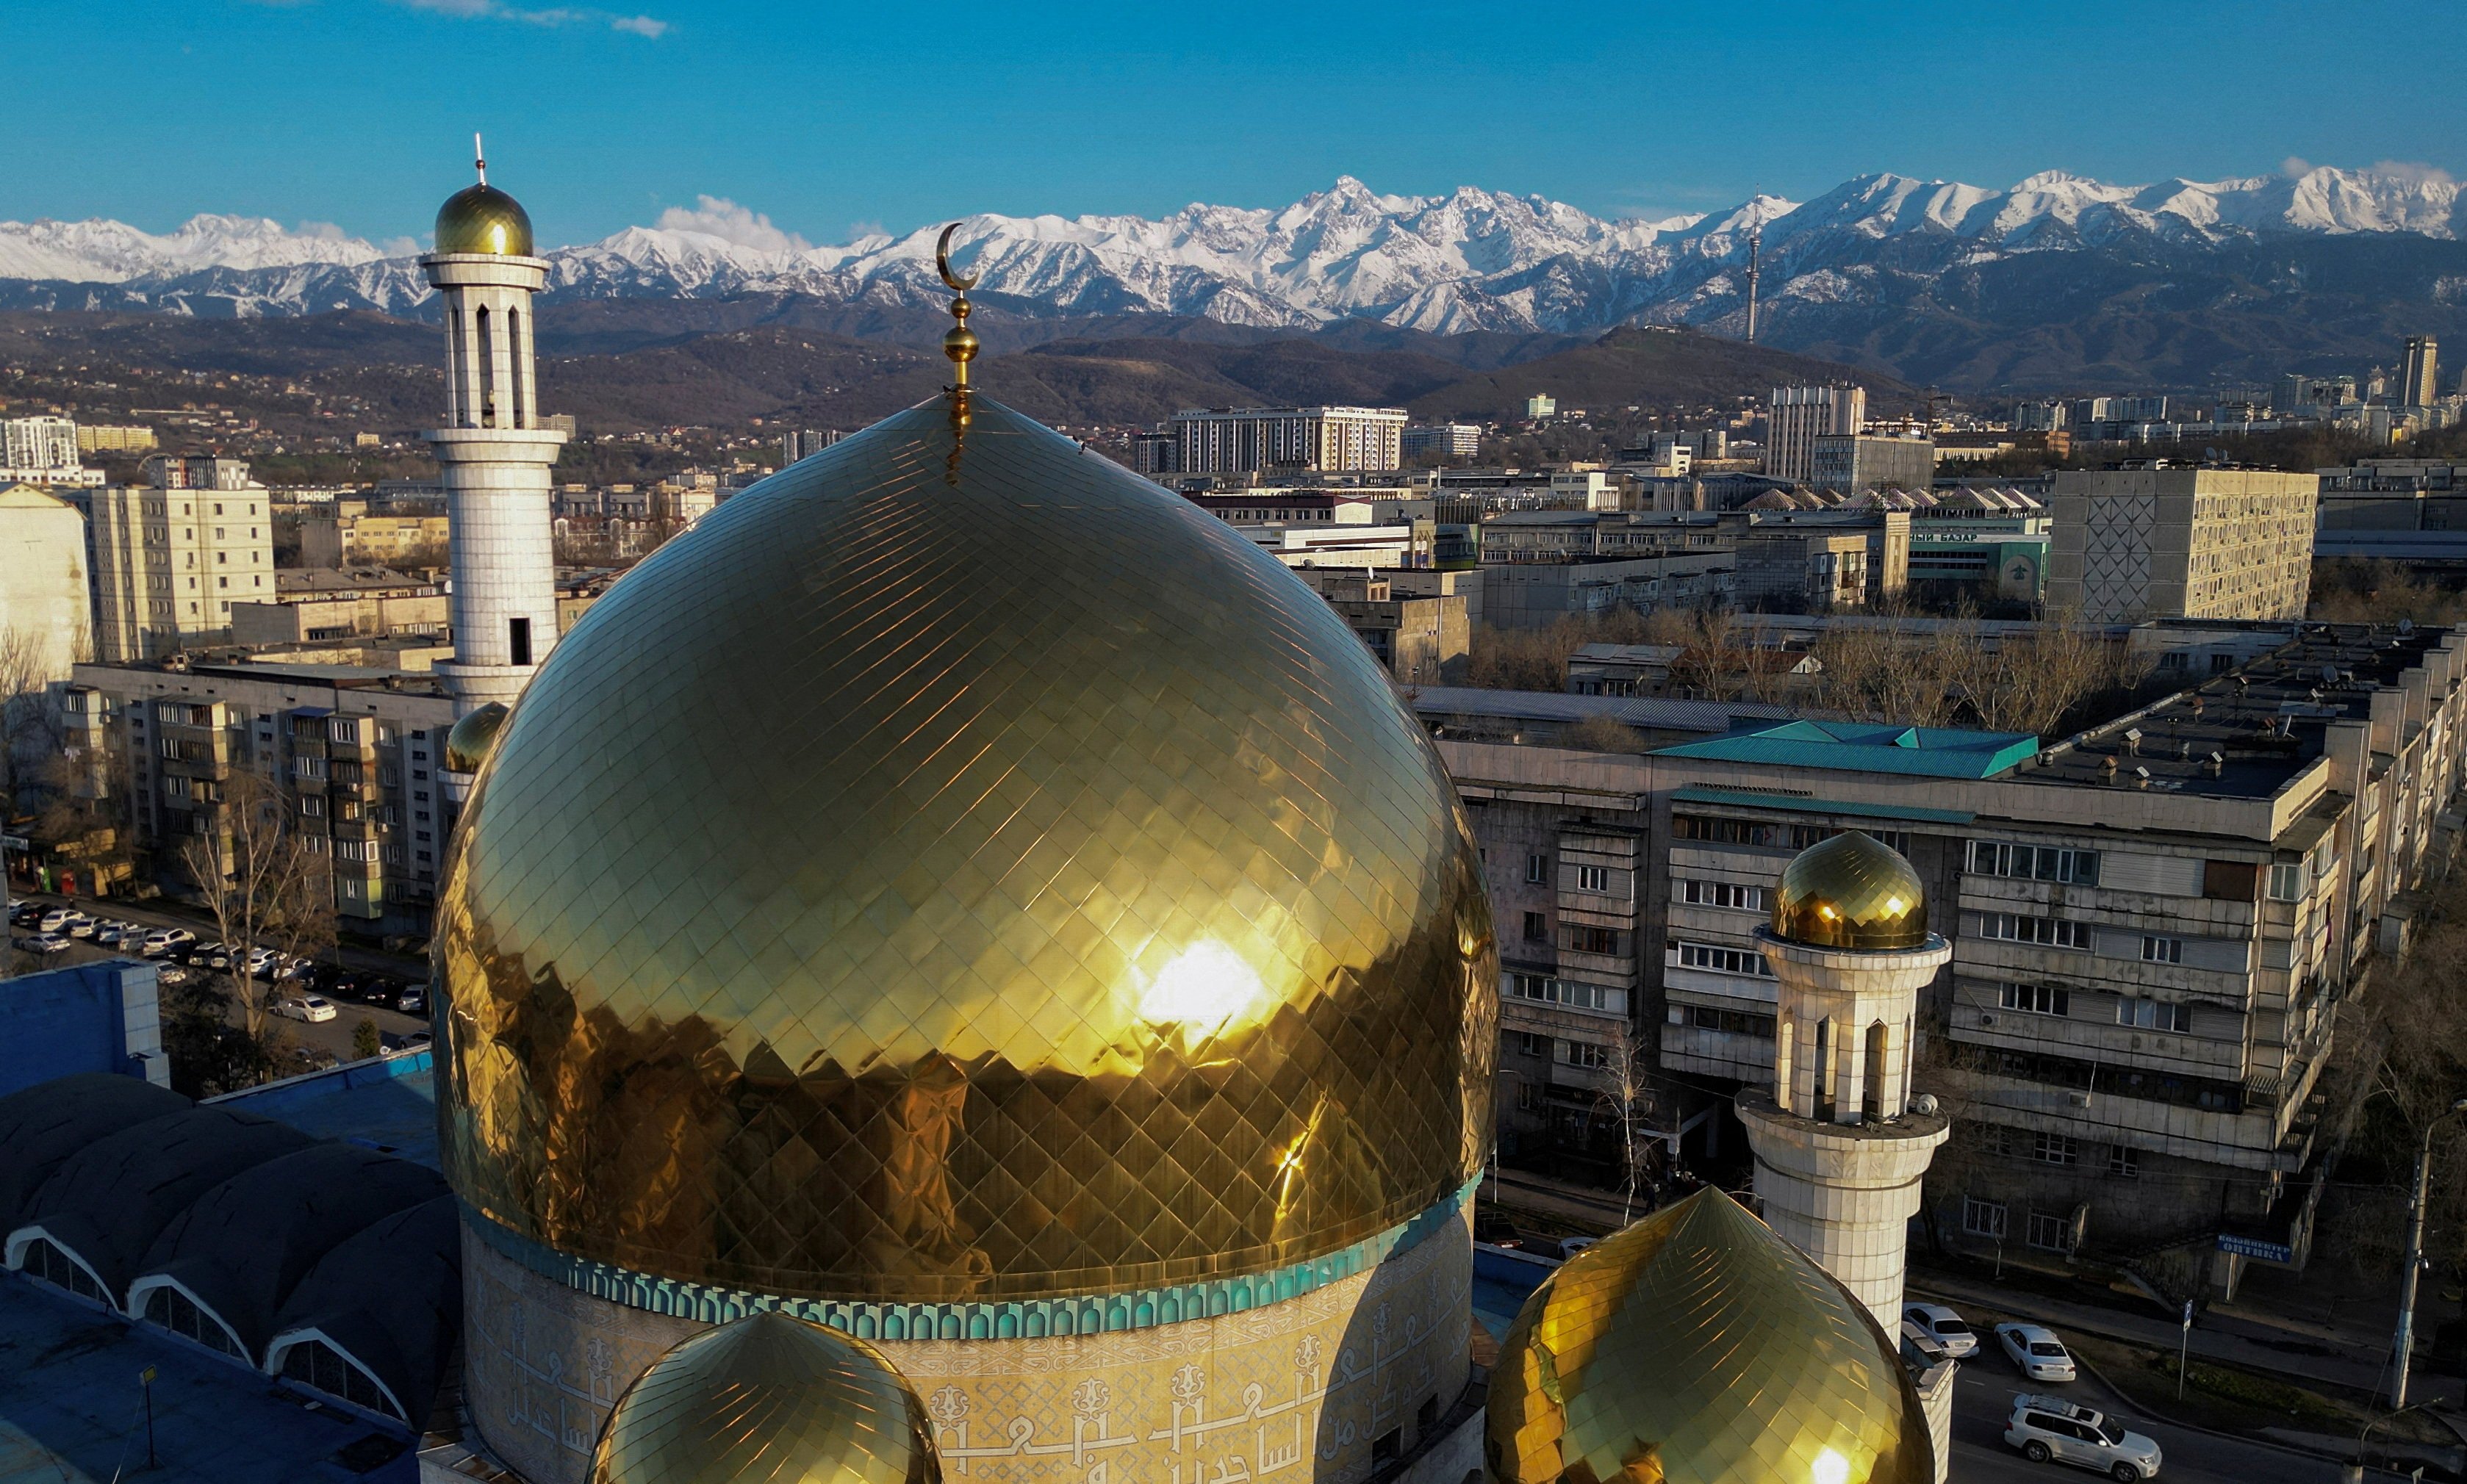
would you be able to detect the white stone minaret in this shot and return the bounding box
[1737,830,1951,1329]
[421,138,565,716]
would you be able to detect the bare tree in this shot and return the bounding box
[176,769,337,1040]
[0,621,76,812]
[1591,1018,1659,1222]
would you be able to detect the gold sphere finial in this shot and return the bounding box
[936,222,981,393]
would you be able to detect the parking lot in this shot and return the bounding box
[7,892,436,1068]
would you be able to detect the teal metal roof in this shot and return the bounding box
[1653,719,2038,779]
[1667,785,1975,825]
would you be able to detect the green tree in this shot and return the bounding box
[352,1017,381,1061]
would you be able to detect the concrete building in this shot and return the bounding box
[1765,386,1867,484]
[1433,620,2466,1295]
[780,428,841,464]
[422,165,567,714]
[1809,432,1935,494]
[1483,553,1736,630]
[2047,467,2317,622]
[1170,406,1406,474]
[65,659,460,930]
[73,424,157,455]
[1290,568,1470,684]
[0,415,102,490]
[71,460,276,662]
[298,513,451,568]
[0,961,169,1096]
[1735,509,1911,610]
[2402,335,2440,410]
[1526,394,1557,419]
[1402,423,1482,461]
[228,569,448,648]
[0,484,92,685]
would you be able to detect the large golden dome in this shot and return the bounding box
[1770,829,1928,951]
[1487,1188,1933,1484]
[434,182,534,256]
[436,395,1496,1303]
[590,1311,938,1484]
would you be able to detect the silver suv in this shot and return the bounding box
[2003,1394,2161,1480]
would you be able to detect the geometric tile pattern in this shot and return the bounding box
[1486,1188,1933,1484]
[436,394,1498,1303]
[1770,830,1928,950]
[587,1310,940,1484]
[2078,494,2155,619]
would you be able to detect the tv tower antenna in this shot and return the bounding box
[1745,216,1762,345]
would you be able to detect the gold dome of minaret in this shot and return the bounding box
[1770,829,1928,951]
[433,135,534,257]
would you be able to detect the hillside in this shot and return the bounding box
[1407,327,1922,419]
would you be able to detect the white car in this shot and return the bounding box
[140,928,193,957]
[1994,1322,2079,1383]
[245,948,279,979]
[295,995,338,1023]
[2003,1393,2161,1479]
[14,932,73,954]
[92,921,136,946]
[1903,1302,1981,1358]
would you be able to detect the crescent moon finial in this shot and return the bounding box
[936,222,980,292]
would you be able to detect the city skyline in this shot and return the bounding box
[4,1,2462,246]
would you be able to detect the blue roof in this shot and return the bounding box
[209,1051,437,1169]
[1653,718,2039,779]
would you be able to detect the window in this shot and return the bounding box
[1678,879,1767,912]
[21,1237,107,1301]
[1562,925,1625,956]
[1507,973,1616,1012]
[141,1286,245,1358]
[1515,1081,1543,1112]
[1961,1197,2007,1239]
[1686,1004,1777,1038]
[509,616,532,666]
[1997,982,2069,1017]
[1557,1040,1609,1070]
[1514,1032,1547,1058]
[2116,997,2191,1032]
[1573,864,1610,893]
[2141,935,2184,963]
[1967,839,2099,885]
[328,718,360,744]
[281,1340,402,1419]
[1977,912,2088,949]
[300,795,326,818]
[2108,1145,2140,1179]
[2025,1211,2075,1253]
[293,755,326,780]
[1524,852,1548,885]
[2030,1132,2080,1167]
[2267,863,2305,901]
[1522,911,1547,942]
[1673,940,1774,977]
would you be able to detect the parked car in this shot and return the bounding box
[245,948,279,979]
[14,933,73,954]
[140,927,196,957]
[7,901,40,925]
[1994,1323,2080,1383]
[35,909,74,934]
[273,995,340,1023]
[1903,1303,1981,1358]
[62,914,100,939]
[2003,1393,2160,1479]
[393,984,428,1015]
[276,956,314,981]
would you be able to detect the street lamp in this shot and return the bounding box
[2388,1094,2467,1409]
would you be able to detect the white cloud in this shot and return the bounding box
[390,0,666,35]
[655,196,810,253]
[292,220,356,241]
[376,235,422,257]
[2280,156,2313,177]
[2369,159,2457,187]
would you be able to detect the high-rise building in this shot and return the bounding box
[2047,467,2317,622]
[1402,422,1482,461]
[0,483,91,686]
[1,414,102,488]
[72,459,275,660]
[780,428,840,464]
[1170,405,1407,473]
[2402,336,2440,410]
[1808,432,1935,493]
[1765,386,1866,483]
[420,149,567,716]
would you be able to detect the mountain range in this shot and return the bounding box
[4,165,2464,391]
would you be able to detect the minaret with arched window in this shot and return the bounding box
[420,139,566,718]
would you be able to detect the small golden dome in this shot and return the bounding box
[1486,1188,1933,1484]
[444,703,509,774]
[434,183,534,256]
[591,1311,939,1484]
[1770,829,1928,950]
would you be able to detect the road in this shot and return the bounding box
[8,890,434,1065]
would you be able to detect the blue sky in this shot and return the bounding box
[7,0,2461,248]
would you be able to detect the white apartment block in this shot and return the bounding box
[1,414,103,488]
[71,461,276,662]
[1764,385,1867,484]
[0,483,92,685]
[1402,423,1482,461]
[2047,467,2317,622]
[1171,406,1407,474]
[65,660,460,930]
[1434,622,2466,1296]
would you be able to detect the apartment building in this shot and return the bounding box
[1402,423,1482,461]
[2047,467,2318,622]
[1290,568,1469,685]
[1432,622,2467,1293]
[1170,406,1407,474]
[300,513,451,568]
[71,458,276,661]
[1764,386,1867,484]
[1,414,103,489]
[1809,432,1935,494]
[0,484,92,688]
[63,660,460,932]
[227,568,448,647]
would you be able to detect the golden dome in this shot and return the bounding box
[435,394,1497,1302]
[590,1311,939,1484]
[1487,1188,1933,1484]
[1770,829,1928,951]
[444,702,509,774]
[434,183,534,256]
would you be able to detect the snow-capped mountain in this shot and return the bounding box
[4,164,2461,338]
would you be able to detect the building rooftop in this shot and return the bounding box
[273,569,437,597]
[0,1275,417,1483]
[1653,719,2042,779]
[211,1051,438,1170]
[1410,687,1800,742]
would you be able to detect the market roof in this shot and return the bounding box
[267,1195,463,1429]
[1653,718,2041,778]
[0,1073,191,1232]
